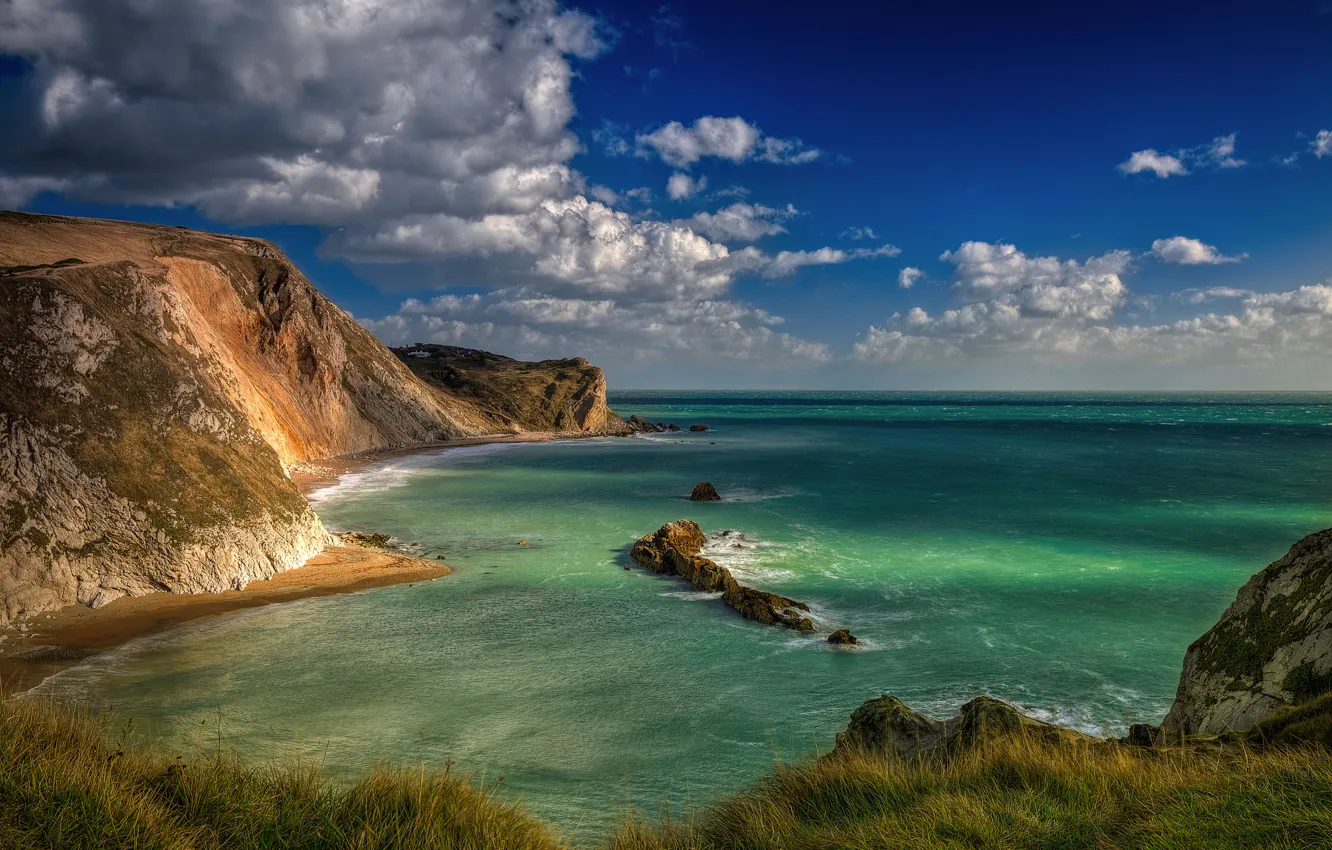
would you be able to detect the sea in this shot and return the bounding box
[33,391,1332,838]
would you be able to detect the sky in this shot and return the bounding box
[2,0,1331,389]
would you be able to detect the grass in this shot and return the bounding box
[3,696,1331,849]
[0,696,562,850]
[609,732,1332,850]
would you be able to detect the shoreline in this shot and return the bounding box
[2,429,620,696]
[288,430,611,496]
[0,545,448,696]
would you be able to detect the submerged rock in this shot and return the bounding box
[1161,527,1332,737]
[630,520,813,632]
[833,695,1097,760]
[828,629,858,645]
[690,482,721,502]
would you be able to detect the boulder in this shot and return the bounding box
[667,423,682,432]
[833,695,1097,760]
[1161,527,1332,737]
[690,482,721,502]
[689,424,709,432]
[828,629,858,645]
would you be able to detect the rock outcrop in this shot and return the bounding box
[391,345,629,436]
[828,629,858,645]
[0,212,625,625]
[833,695,1095,759]
[690,482,721,502]
[1161,527,1332,737]
[630,520,814,631]
[689,424,708,432]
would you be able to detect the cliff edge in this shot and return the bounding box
[0,212,624,625]
[1161,527,1332,736]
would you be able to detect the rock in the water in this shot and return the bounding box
[833,695,1096,759]
[689,424,709,432]
[828,629,858,645]
[690,481,721,502]
[1161,527,1332,737]
[626,415,666,433]
[667,423,682,432]
[630,520,813,632]
[338,531,393,549]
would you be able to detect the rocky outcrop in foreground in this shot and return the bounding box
[833,695,1095,759]
[631,520,814,631]
[0,212,626,625]
[1161,527,1332,737]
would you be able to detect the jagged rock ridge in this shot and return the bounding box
[630,520,815,631]
[0,212,626,625]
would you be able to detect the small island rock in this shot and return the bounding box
[828,629,858,645]
[689,424,709,432]
[690,482,722,502]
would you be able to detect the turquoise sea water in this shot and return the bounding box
[38,392,1332,837]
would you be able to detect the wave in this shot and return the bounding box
[305,443,522,505]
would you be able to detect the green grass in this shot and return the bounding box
[610,739,1332,849]
[0,696,562,850]
[4,696,1331,849]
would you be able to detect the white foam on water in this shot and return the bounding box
[659,590,725,601]
[305,443,522,505]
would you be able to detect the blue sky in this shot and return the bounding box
[3,0,1331,388]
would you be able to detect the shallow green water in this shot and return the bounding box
[41,392,1332,836]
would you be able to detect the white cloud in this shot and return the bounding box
[762,244,900,279]
[1151,236,1245,265]
[841,226,876,241]
[666,172,707,200]
[361,291,834,368]
[635,116,820,168]
[1314,130,1332,158]
[854,240,1332,372]
[1209,134,1245,168]
[589,185,619,206]
[898,267,923,289]
[682,202,796,242]
[624,187,653,203]
[1118,133,1248,178]
[1118,149,1187,178]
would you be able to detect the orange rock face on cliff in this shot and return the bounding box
[0,212,626,624]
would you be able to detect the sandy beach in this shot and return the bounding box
[0,545,449,695]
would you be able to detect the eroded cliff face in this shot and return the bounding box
[391,345,629,436]
[1161,528,1332,736]
[0,212,624,625]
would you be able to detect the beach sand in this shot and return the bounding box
[0,545,449,695]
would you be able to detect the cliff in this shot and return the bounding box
[392,344,628,435]
[0,212,624,625]
[1161,527,1332,736]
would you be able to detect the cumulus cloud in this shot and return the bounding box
[1118,149,1187,178]
[854,240,1332,371]
[1314,130,1332,158]
[360,290,834,368]
[681,202,796,242]
[1151,236,1245,265]
[898,267,923,289]
[0,0,603,226]
[666,172,707,200]
[1117,134,1247,178]
[634,116,820,168]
